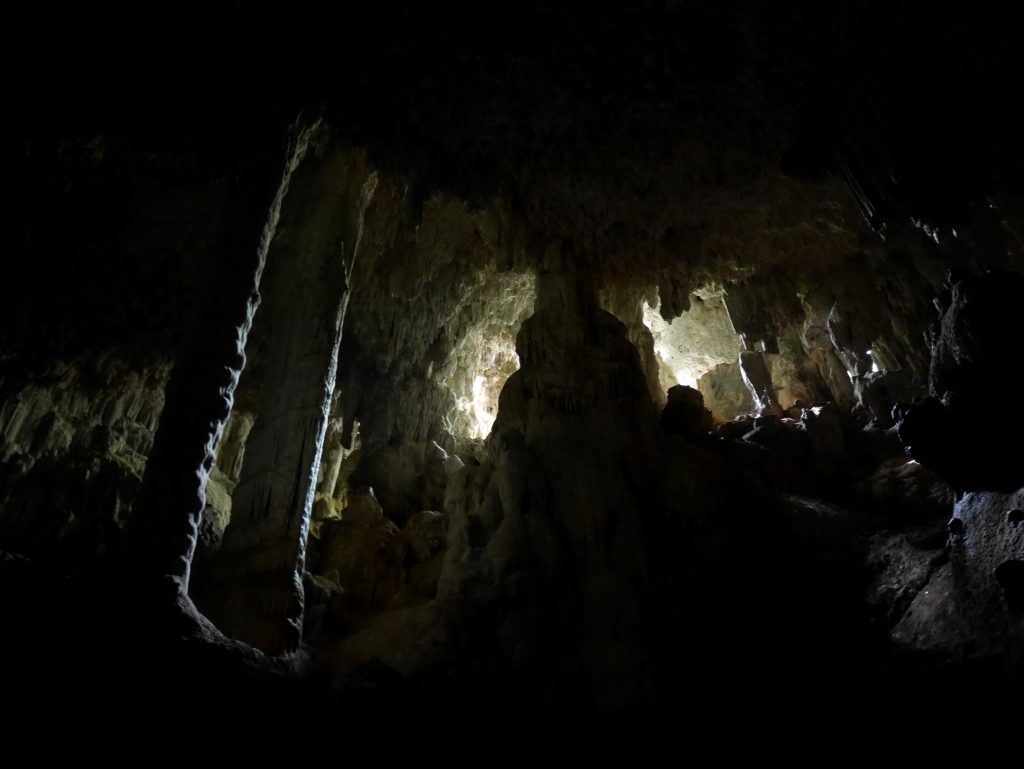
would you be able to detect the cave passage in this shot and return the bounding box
[2,4,1024,731]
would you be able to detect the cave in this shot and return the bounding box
[3,3,1024,737]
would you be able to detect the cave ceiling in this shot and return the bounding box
[7,2,1021,280]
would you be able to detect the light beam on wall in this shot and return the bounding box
[470,373,499,438]
[641,293,741,392]
[445,271,536,442]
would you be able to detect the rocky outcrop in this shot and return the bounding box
[311,260,914,705]
[879,269,1024,682]
[199,410,256,554]
[337,195,536,522]
[800,296,856,409]
[854,369,916,427]
[948,491,1024,668]
[198,138,379,653]
[0,354,170,557]
[738,350,782,417]
[864,520,958,650]
[897,269,1024,491]
[766,326,833,409]
[697,362,753,422]
[599,282,665,407]
[433,265,664,705]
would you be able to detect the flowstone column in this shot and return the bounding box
[202,141,378,654]
[129,119,319,605]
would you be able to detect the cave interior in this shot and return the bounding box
[3,2,1024,733]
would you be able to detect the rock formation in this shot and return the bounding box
[2,4,1024,731]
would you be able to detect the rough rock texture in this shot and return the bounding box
[5,3,1024,724]
[890,562,966,653]
[198,139,379,653]
[855,369,916,427]
[697,362,753,422]
[766,326,833,409]
[337,194,536,523]
[0,354,170,557]
[801,297,857,409]
[643,288,742,391]
[852,458,954,526]
[899,270,1024,491]
[948,491,1024,669]
[200,410,256,551]
[724,275,796,354]
[738,350,782,417]
[866,523,949,631]
[194,149,538,654]
[306,262,933,707]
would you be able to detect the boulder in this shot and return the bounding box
[660,385,713,443]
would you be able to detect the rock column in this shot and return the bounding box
[202,141,378,654]
[129,119,319,604]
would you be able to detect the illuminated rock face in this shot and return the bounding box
[195,142,379,653]
[698,362,753,422]
[642,289,741,391]
[0,355,171,556]
[187,160,539,652]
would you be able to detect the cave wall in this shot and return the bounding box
[0,354,170,559]
[4,3,1024,713]
[4,114,1024,687]
[0,142,232,561]
[336,194,536,523]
